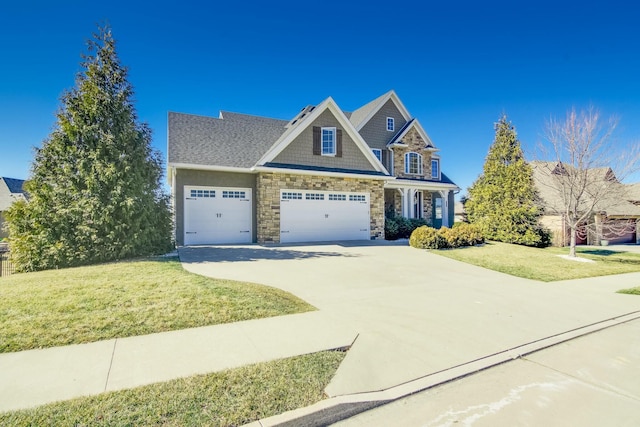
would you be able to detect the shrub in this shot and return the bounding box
[409,226,448,249]
[385,218,400,240]
[451,223,485,246]
[385,217,428,240]
[410,223,485,249]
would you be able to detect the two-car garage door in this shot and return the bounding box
[280,190,370,243]
[183,186,371,245]
[184,186,252,245]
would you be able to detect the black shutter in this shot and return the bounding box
[336,129,343,157]
[313,126,321,155]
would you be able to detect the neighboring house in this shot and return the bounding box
[0,177,28,239]
[531,161,640,246]
[168,91,459,245]
[454,201,465,223]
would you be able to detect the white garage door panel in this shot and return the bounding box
[184,186,252,245]
[280,190,370,243]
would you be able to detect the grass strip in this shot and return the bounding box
[432,241,640,282]
[0,351,345,426]
[0,257,313,353]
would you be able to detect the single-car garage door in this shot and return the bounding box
[184,186,252,245]
[280,189,370,243]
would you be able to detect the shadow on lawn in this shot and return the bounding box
[578,249,621,257]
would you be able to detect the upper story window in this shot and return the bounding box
[404,152,423,175]
[372,148,382,162]
[321,127,336,156]
[386,117,394,131]
[431,159,440,179]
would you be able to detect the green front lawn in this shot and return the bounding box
[0,351,344,426]
[434,242,640,282]
[0,257,313,353]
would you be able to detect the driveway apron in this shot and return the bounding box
[179,243,640,397]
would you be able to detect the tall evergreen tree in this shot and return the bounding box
[6,25,172,271]
[465,115,549,246]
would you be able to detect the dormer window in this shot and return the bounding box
[387,117,394,131]
[431,159,440,179]
[404,152,422,175]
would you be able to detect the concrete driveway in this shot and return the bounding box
[179,241,640,398]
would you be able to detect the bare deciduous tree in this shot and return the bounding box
[535,107,640,257]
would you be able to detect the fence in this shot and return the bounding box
[0,250,15,277]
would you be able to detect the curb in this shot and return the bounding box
[247,311,640,427]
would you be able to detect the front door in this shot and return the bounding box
[432,195,442,228]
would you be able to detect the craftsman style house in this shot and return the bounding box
[168,91,459,245]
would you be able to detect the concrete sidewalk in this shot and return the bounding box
[0,311,356,412]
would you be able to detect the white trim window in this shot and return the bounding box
[372,148,382,162]
[386,117,394,131]
[431,159,440,179]
[404,152,423,175]
[321,127,336,156]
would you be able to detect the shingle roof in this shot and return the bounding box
[263,162,387,177]
[531,161,640,217]
[0,177,27,211]
[168,111,288,168]
[348,91,393,129]
[2,177,26,194]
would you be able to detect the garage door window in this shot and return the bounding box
[306,193,325,200]
[329,194,347,201]
[349,195,366,202]
[190,189,215,198]
[282,192,303,200]
[222,190,246,198]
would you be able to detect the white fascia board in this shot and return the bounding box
[257,97,387,174]
[169,163,255,174]
[385,179,460,192]
[391,118,438,150]
[252,166,390,181]
[355,90,412,131]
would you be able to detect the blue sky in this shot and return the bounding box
[2,0,639,197]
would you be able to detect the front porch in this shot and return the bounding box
[384,186,455,228]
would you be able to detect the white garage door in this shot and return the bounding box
[184,186,252,245]
[280,190,370,243]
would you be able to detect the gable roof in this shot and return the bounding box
[388,118,439,151]
[257,96,387,174]
[168,111,288,170]
[2,177,26,195]
[348,90,411,131]
[531,161,640,217]
[0,177,27,211]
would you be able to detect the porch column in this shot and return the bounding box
[439,190,450,227]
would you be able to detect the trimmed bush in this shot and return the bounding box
[409,223,485,249]
[409,226,448,249]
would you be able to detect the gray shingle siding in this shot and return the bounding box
[272,109,376,172]
[358,99,408,150]
[168,112,287,168]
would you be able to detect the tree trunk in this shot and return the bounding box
[569,226,577,257]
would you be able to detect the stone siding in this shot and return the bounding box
[393,128,435,179]
[257,172,384,243]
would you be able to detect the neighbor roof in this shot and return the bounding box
[531,161,640,217]
[0,177,27,211]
